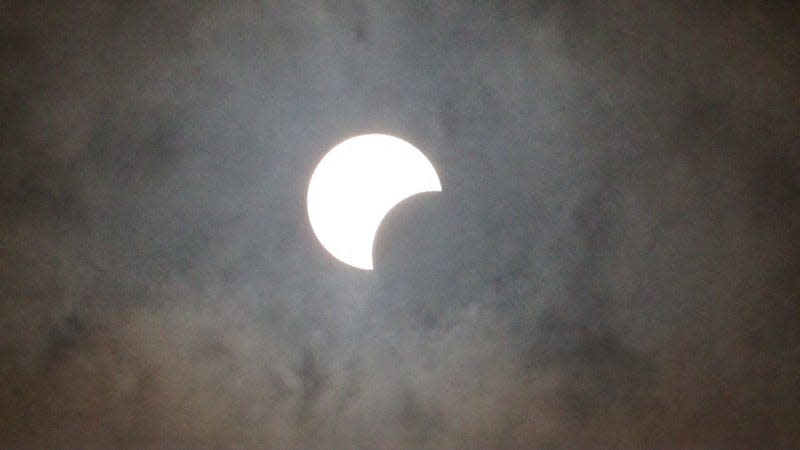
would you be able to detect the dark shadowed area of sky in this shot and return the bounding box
[2,0,799,447]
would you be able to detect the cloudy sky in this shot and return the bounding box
[2,0,799,447]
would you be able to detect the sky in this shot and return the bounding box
[1,0,799,447]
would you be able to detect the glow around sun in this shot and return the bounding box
[307,134,441,270]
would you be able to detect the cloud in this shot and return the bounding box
[1,0,798,447]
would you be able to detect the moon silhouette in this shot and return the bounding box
[307,134,442,270]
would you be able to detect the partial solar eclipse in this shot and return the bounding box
[307,134,442,270]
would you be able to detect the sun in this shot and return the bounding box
[307,134,441,270]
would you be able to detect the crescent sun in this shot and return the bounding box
[307,134,442,270]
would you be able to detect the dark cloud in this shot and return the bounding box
[2,0,799,447]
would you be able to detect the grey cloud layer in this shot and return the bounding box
[1,0,799,447]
